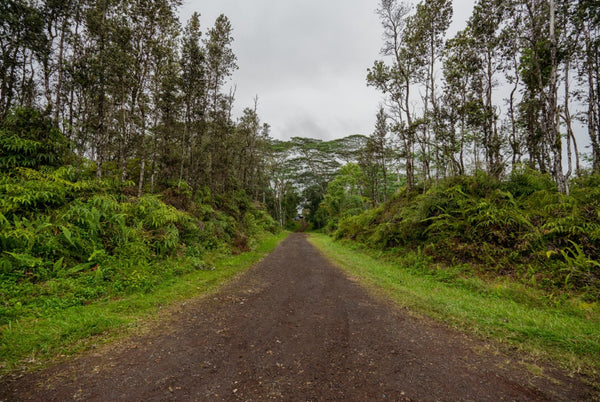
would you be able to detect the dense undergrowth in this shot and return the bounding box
[333,171,600,301]
[0,108,278,330]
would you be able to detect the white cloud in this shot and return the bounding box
[179,0,475,140]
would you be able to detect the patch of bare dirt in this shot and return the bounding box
[0,233,595,400]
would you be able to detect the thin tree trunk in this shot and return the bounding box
[138,158,145,197]
[54,17,68,123]
[548,0,566,193]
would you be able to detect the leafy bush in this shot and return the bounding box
[0,108,70,170]
[0,165,277,327]
[334,171,600,299]
[320,163,371,232]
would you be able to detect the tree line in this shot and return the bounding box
[0,0,371,230]
[367,0,600,194]
[4,0,600,228]
[1,0,273,202]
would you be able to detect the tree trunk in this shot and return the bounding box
[548,0,567,193]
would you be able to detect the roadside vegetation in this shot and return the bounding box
[309,166,600,380]
[331,171,600,301]
[1,0,290,375]
[0,108,282,373]
[309,232,600,377]
[305,0,600,378]
[1,230,285,374]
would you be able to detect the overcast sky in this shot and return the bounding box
[179,1,476,141]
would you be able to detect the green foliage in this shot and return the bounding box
[0,160,277,329]
[320,163,371,232]
[334,170,600,299]
[0,231,288,374]
[0,108,70,170]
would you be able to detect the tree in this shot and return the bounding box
[499,3,525,170]
[409,0,452,184]
[131,0,182,194]
[320,163,369,231]
[267,140,294,227]
[359,107,390,205]
[180,12,207,191]
[576,0,600,173]
[234,103,264,194]
[442,28,483,175]
[467,0,505,178]
[0,0,47,119]
[368,0,418,191]
[0,107,70,170]
[40,0,76,122]
[516,0,566,192]
[203,14,238,196]
[369,0,452,190]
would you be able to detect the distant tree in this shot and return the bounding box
[320,163,369,231]
[235,103,263,194]
[267,140,294,226]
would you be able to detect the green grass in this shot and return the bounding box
[0,231,288,375]
[308,233,600,377]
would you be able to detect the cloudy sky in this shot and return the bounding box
[179,1,476,141]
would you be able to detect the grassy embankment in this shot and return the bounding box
[0,231,288,375]
[309,233,600,379]
[0,108,289,375]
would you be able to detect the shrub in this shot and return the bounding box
[0,107,71,171]
[333,172,600,297]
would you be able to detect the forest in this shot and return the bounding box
[1,0,600,370]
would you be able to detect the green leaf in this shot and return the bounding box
[61,225,74,247]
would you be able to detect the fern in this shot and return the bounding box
[547,241,600,288]
[152,225,181,256]
[0,107,70,171]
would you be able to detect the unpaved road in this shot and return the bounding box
[0,234,594,401]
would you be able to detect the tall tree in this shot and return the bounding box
[203,14,238,196]
[77,0,116,178]
[0,0,47,118]
[467,0,505,178]
[517,0,566,192]
[359,107,390,205]
[368,0,419,191]
[180,12,207,190]
[129,0,181,193]
[576,0,600,173]
[442,28,483,175]
[409,0,452,183]
[40,0,75,122]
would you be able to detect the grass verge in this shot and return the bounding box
[308,233,600,379]
[0,231,288,375]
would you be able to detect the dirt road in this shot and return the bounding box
[0,234,594,400]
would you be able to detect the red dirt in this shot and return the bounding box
[0,233,595,400]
